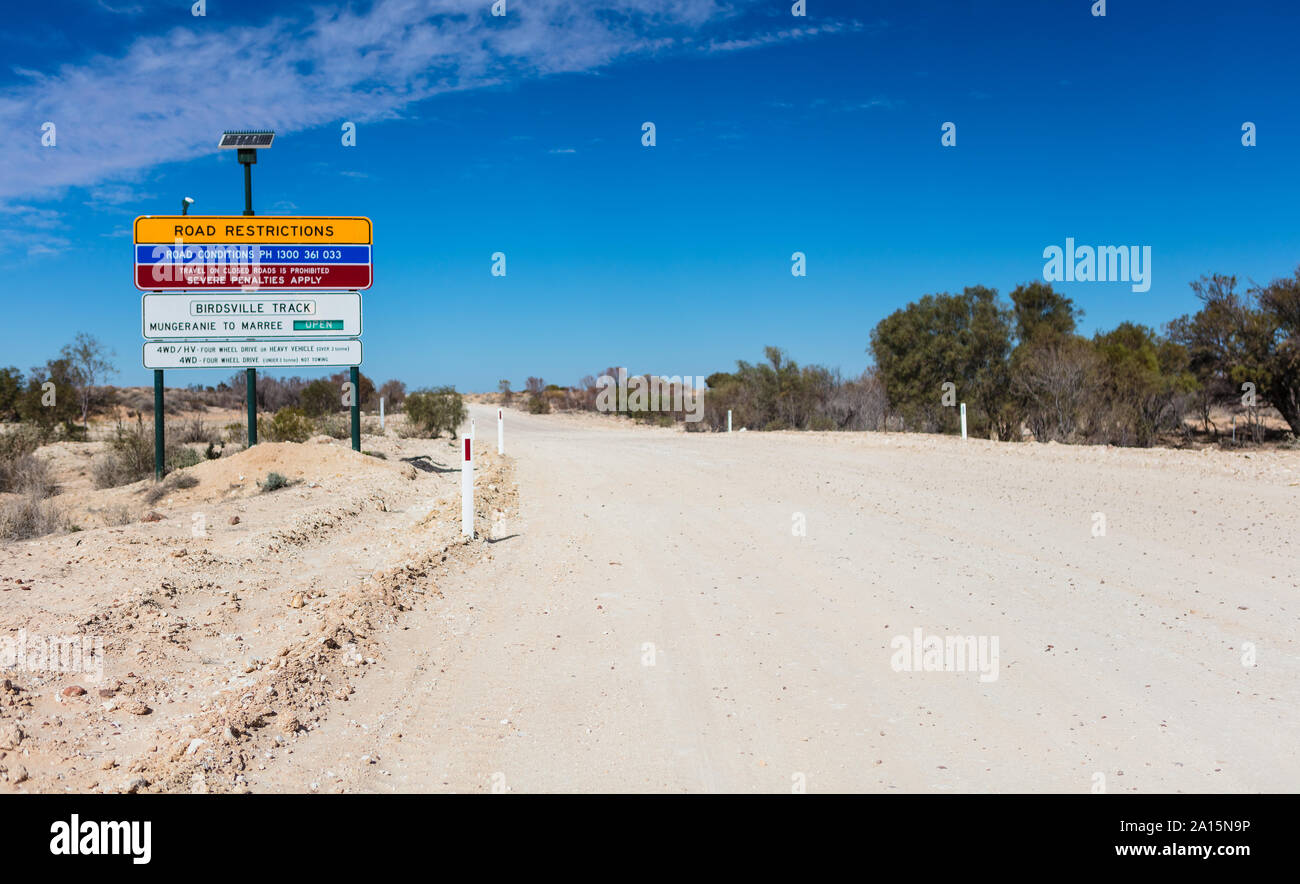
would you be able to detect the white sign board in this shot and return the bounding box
[144,339,362,369]
[142,292,360,339]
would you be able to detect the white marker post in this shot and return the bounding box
[461,436,474,538]
[727,410,732,433]
[497,408,504,455]
[960,402,967,440]
[379,397,385,431]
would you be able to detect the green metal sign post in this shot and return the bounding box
[154,370,165,481]
[350,366,361,452]
[246,368,258,446]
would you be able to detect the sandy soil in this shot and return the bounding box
[0,424,515,794]
[238,405,1300,793]
[2,405,1297,793]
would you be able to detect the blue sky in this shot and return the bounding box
[2,0,1298,391]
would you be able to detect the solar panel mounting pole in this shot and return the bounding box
[240,146,258,445]
[220,131,275,447]
[238,144,259,444]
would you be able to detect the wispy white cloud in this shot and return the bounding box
[95,0,145,14]
[0,0,834,209]
[704,20,862,53]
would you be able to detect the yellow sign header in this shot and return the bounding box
[134,216,372,244]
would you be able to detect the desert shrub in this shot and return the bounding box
[316,413,350,439]
[377,379,406,411]
[56,423,89,442]
[392,419,416,438]
[92,418,199,487]
[0,493,63,542]
[2,454,56,498]
[142,470,200,504]
[0,425,43,491]
[101,504,133,526]
[0,366,22,421]
[223,422,247,446]
[299,379,338,418]
[527,394,550,414]
[404,387,467,438]
[170,447,203,471]
[259,472,292,492]
[93,421,154,488]
[263,407,314,443]
[175,417,220,445]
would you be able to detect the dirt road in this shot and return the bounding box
[273,405,1299,793]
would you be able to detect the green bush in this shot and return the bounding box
[170,446,203,471]
[263,407,314,443]
[259,472,292,492]
[299,379,338,418]
[404,387,467,438]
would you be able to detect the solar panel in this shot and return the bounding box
[218,130,275,149]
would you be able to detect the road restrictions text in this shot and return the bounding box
[134,216,372,291]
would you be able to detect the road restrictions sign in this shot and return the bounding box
[134,216,372,291]
[142,293,361,340]
[144,339,362,370]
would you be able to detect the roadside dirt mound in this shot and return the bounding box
[0,431,517,794]
[185,440,407,494]
[55,440,417,527]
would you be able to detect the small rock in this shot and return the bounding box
[141,511,164,523]
[290,594,304,609]
[61,685,87,698]
[0,725,22,750]
[185,738,206,756]
[229,516,240,525]
[122,776,148,794]
[122,700,152,715]
[10,763,28,784]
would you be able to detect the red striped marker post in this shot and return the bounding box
[461,436,474,537]
[497,408,504,455]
